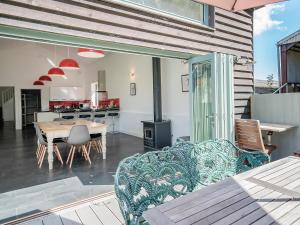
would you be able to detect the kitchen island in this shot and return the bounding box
[35,108,120,132]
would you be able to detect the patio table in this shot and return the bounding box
[37,119,107,170]
[143,156,300,225]
[260,122,296,145]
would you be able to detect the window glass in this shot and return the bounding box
[119,0,208,25]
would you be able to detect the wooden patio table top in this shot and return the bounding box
[143,156,300,225]
[260,122,296,133]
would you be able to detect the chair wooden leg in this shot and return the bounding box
[97,140,102,153]
[87,141,91,155]
[82,145,88,160]
[38,145,44,165]
[36,144,40,157]
[69,146,76,168]
[66,146,74,164]
[36,144,41,162]
[82,145,91,165]
[38,145,46,168]
[93,140,100,153]
[54,145,64,165]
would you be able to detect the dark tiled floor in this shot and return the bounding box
[0,122,145,223]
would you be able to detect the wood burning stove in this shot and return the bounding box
[142,57,172,150]
[142,120,171,149]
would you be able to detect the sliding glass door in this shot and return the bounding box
[189,53,234,143]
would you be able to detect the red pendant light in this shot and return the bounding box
[33,80,44,86]
[77,48,105,58]
[39,75,52,82]
[59,58,80,70]
[48,67,65,76]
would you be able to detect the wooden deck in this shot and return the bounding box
[144,156,300,225]
[5,193,124,225]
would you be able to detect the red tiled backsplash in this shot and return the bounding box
[99,98,120,109]
[49,98,120,110]
[49,100,90,109]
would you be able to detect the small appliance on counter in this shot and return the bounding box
[79,103,90,109]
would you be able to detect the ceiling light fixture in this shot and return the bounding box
[48,67,65,76]
[59,47,80,70]
[77,48,105,58]
[33,80,44,86]
[39,75,52,82]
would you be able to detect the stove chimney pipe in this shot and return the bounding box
[152,57,162,122]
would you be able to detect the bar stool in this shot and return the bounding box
[66,125,91,168]
[53,118,64,121]
[94,114,106,123]
[62,115,74,120]
[108,112,119,134]
[78,114,91,120]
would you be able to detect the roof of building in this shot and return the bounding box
[278,29,300,46]
[254,79,279,88]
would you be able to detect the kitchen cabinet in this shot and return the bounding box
[50,87,84,101]
[35,112,59,122]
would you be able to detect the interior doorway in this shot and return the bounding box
[0,86,15,128]
[21,89,41,127]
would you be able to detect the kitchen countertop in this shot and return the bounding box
[37,108,120,113]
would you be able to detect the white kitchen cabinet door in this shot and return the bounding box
[50,87,84,101]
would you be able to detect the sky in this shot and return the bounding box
[253,0,300,81]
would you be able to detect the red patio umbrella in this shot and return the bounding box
[194,0,286,11]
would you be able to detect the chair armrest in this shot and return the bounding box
[236,147,270,172]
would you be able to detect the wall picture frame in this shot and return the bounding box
[130,83,136,96]
[181,74,189,92]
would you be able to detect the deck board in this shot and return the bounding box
[76,206,103,225]
[14,194,123,225]
[42,214,63,225]
[102,198,125,224]
[91,203,122,225]
[144,156,300,225]
[60,211,82,225]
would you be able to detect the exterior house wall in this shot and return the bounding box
[0,0,254,118]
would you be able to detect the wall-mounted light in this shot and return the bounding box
[234,56,256,65]
[130,70,135,82]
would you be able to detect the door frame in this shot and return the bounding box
[0,25,193,60]
[189,53,234,142]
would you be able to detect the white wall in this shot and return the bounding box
[252,93,300,161]
[0,38,190,139]
[96,53,189,142]
[2,98,14,121]
[0,87,14,121]
[0,38,98,129]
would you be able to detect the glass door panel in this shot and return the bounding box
[189,53,234,143]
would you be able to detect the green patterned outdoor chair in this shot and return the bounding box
[114,139,269,225]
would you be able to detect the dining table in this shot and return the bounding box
[143,156,300,225]
[37,119,107,170]
[260,122,296,145]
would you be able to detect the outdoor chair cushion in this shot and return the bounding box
[114,139,270,225]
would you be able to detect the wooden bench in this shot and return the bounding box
[114,139,270,225]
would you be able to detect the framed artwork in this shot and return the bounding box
[130,83,136,96]
[181,74,189,92]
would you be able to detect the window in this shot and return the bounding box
[119,0,209,25]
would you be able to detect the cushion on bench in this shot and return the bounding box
[114,139,269,225]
